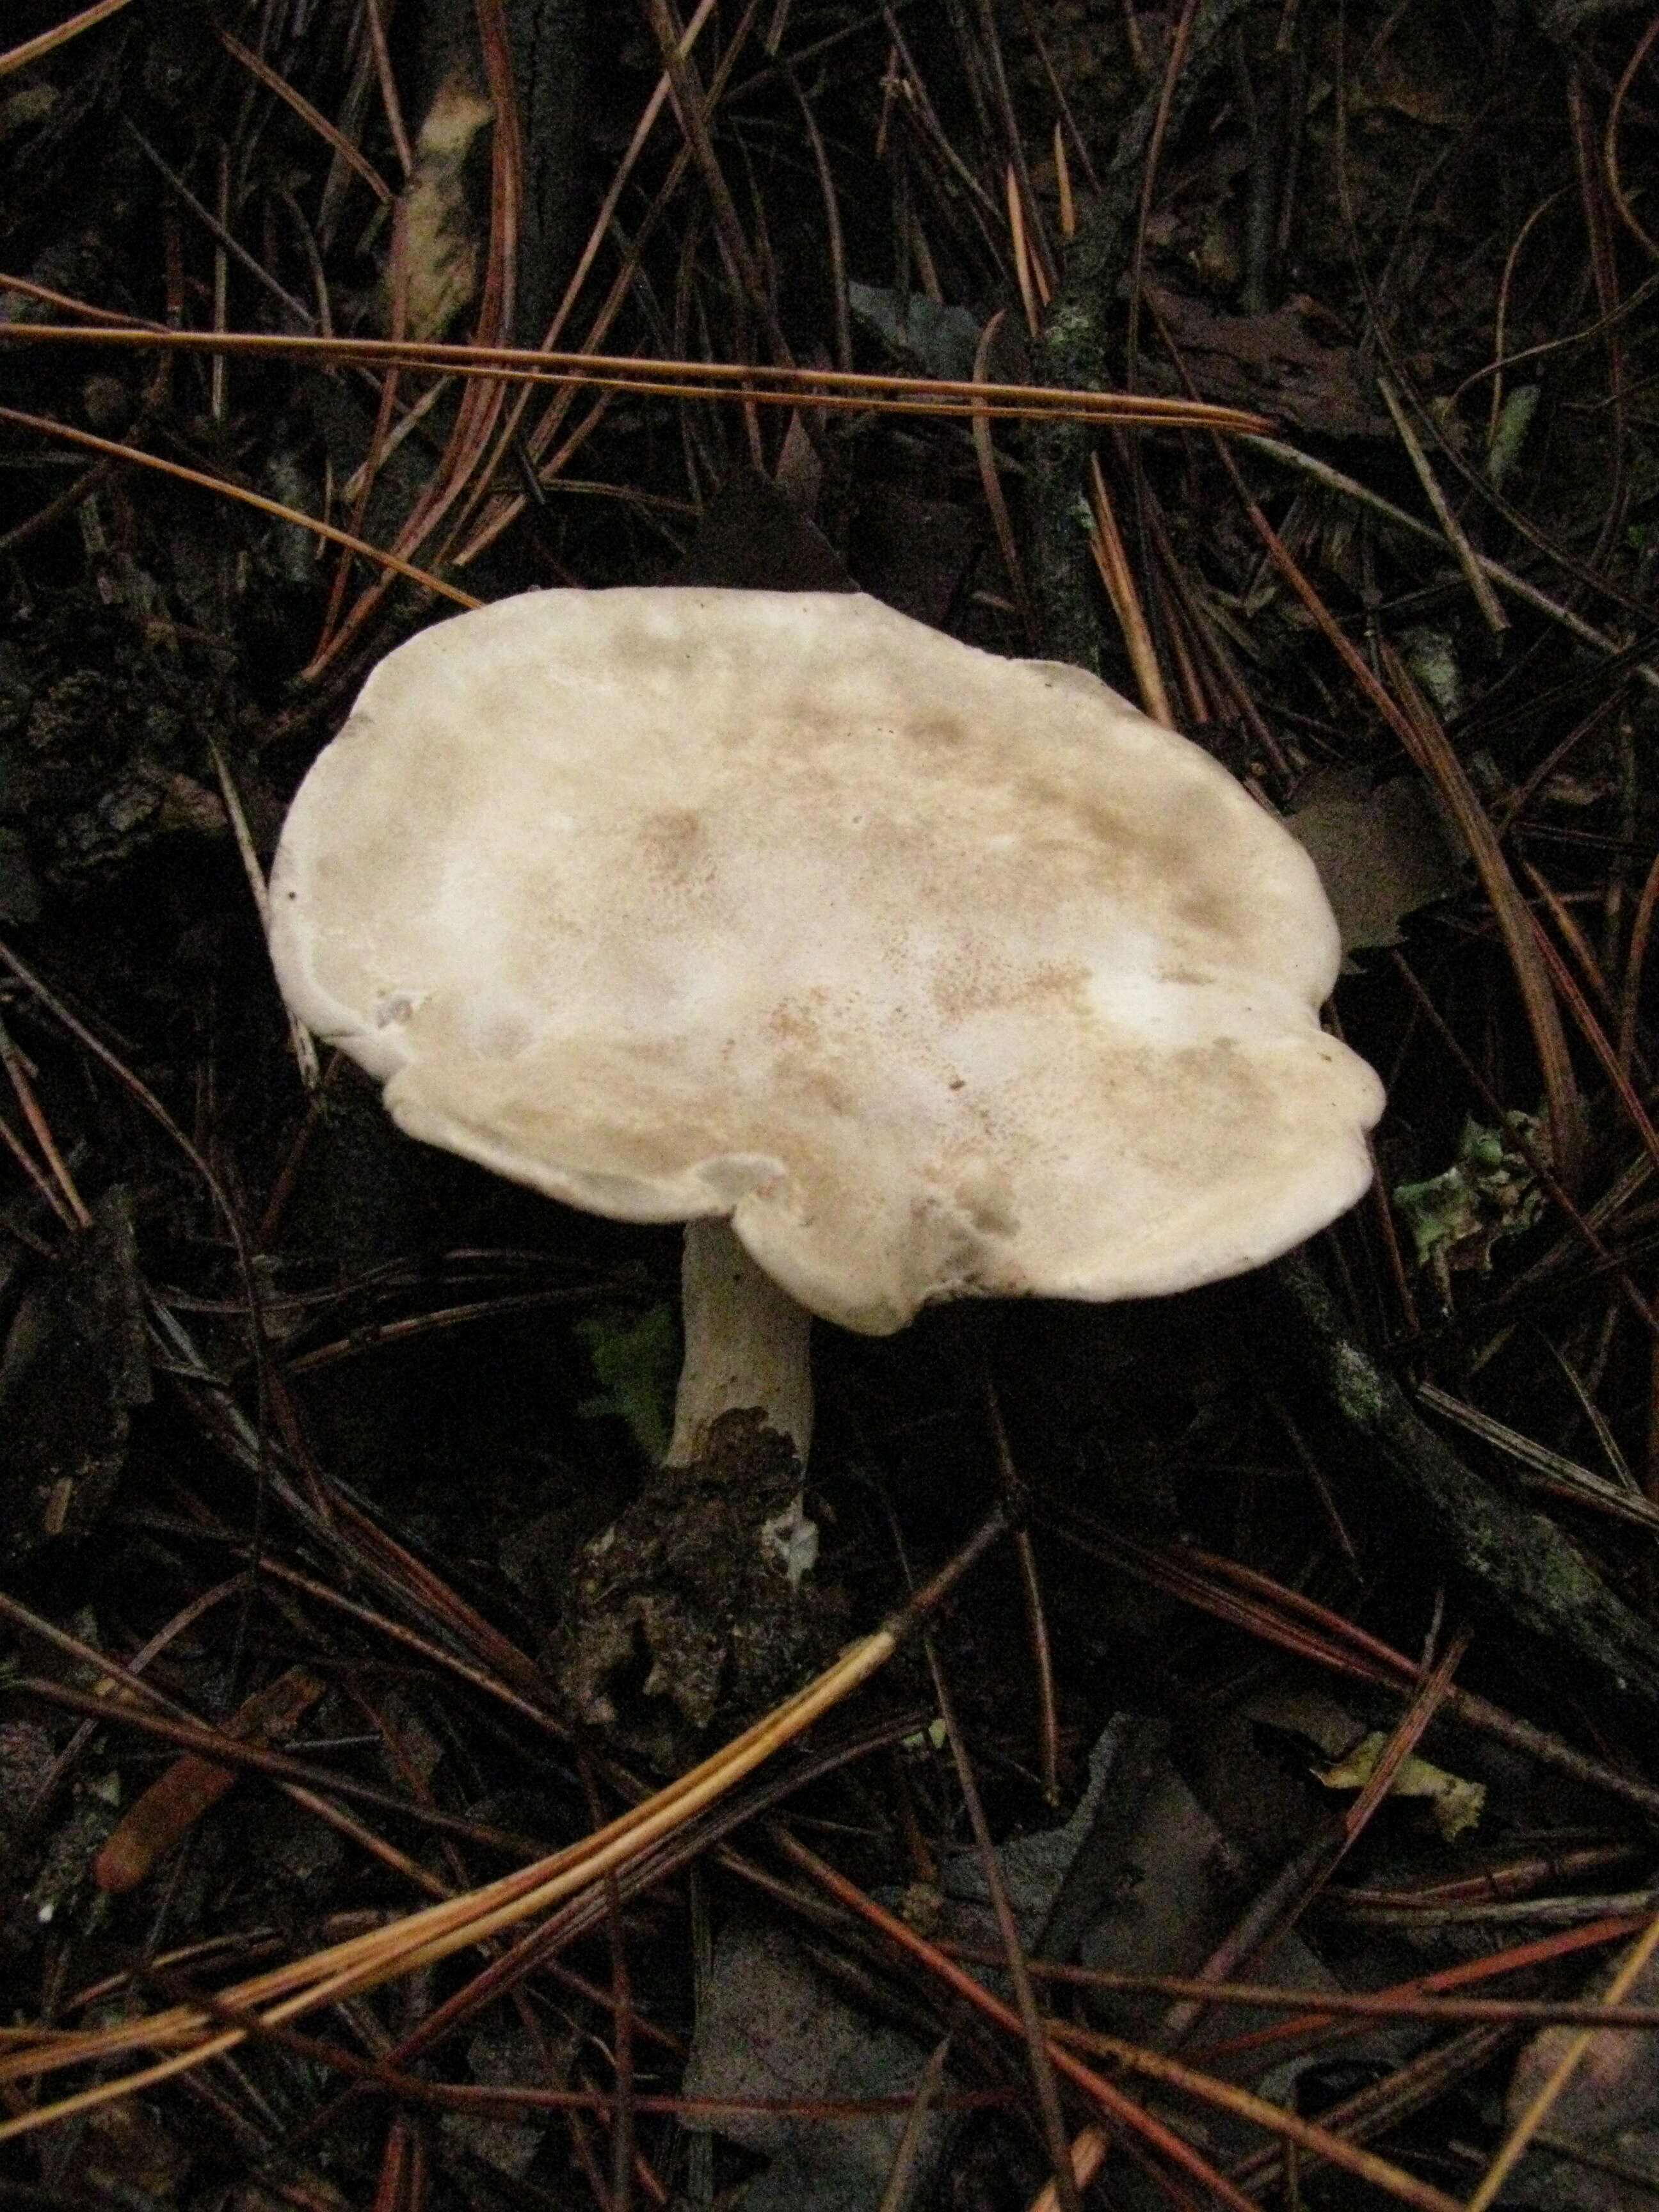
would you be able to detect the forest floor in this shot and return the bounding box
[3,4,1659,2210]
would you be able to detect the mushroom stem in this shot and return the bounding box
[666,1216,814,1471]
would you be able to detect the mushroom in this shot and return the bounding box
[269,586,1382,1500]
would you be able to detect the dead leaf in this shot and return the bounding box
[847,283,983,382]
[774,409,823,516]
[1052,1713,1343,2090]
[847,486,980,627]
[442,2017,552,2179]
[681,1910,950,2212]
[681,1727,1128,2211]
[1504,1944,1659,2212]
[1288,768,1463,954]
[673,465,854,595]
[1314,1731,1486,1842]
[390,68,493,340]
[95,1665,326,1893]
[1144,287,1393,438]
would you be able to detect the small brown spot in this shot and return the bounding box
[768,995,826,1048]
[637,808,707,884]
[911,711,970,749]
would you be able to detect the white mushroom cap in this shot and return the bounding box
[269,588,1384,1334]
